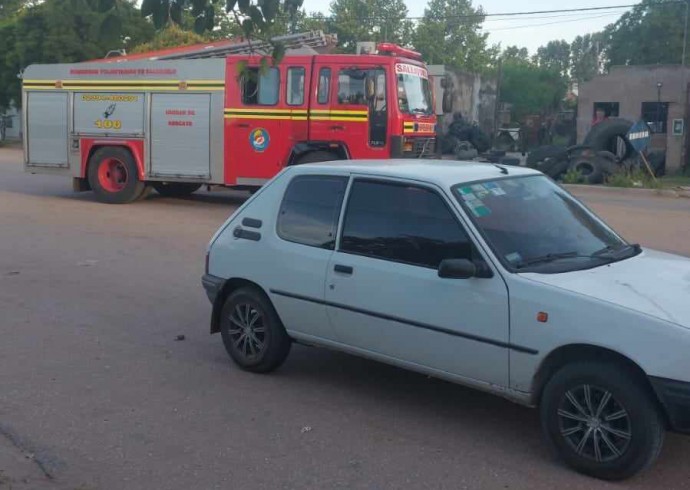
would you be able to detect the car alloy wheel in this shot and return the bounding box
[227,302,266,361]
[558,384,632,463]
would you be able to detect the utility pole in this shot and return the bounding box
[681,0,690,66]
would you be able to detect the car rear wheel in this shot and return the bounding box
[219,287,291,373]
[540,361,665,480]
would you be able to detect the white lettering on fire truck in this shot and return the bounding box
[395,63,428,79]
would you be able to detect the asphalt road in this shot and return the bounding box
[1,147,689,490]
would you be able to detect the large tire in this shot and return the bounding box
[583,118,635,161]
[295,151,339,165]
[570,158,605,184]
[545,159,571,180]
[527,145,568,168]
[219,287,291,374]
[87,147,145,204]
[152,182,202,198]
[540,362,665,481]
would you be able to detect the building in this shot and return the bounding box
[428,65,498,139]
[578,65,688,173]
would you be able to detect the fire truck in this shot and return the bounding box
[22,32,438,204]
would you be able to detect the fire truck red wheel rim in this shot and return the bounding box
[97,158,129,193]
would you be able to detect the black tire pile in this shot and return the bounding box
[527,118,666,184]
[440,114,491,160]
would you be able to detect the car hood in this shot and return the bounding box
[521,249,690,329]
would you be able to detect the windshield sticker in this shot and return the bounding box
[483,182,507,196]
[505,252,522,264]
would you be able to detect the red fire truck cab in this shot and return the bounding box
[22,42,438,204]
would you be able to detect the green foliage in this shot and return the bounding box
[570,33,604,82]
[499,54,567,120]
[606,168,662,189]
[0,0,154,111]
[329,0,411,53]
[0,0,27,20]
[561,168,583,184]
[412,0,494,72]
[131,23,207,53]
[534,40,570,78]
[606,0,689,67]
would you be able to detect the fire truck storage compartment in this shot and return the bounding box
[150,93,211,178]
[26,92,69,167]
[74,92,145,135]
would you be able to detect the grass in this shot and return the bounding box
[605,168,664,189]
[660,174,690,188]
[561,168,583,184]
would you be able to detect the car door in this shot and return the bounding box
[268,173,349,341]
[324,178,510,387]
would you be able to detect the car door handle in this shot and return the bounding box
[334,264,353,275]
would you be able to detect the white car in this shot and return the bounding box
[202,160,690,480]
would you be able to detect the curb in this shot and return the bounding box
[564,184,690,199]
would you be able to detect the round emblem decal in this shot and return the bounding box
[250,128,270,152]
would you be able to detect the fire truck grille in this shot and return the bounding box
[410,137,436,158]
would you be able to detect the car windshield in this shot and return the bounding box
[453,175,638,273]
[397,73,433,116]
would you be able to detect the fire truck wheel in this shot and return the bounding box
[295,151,340,165]
[88,147,145,204]
[152,182,202,198]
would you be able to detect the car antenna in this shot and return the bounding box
[493,164,509,175]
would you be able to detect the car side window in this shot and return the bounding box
[340,180,473,268]
[277,175,348,250]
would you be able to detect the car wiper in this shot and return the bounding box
[592,243,641,259]
[516,251,582,268]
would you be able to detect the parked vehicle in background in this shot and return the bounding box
[21,38,438,204]
[203,159,690,481]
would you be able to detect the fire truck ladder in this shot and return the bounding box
[149,31,337,60]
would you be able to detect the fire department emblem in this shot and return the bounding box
[250,128,270,152]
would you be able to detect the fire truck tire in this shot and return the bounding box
[88,147,145,204]
[152,182,202,197]
[295,151,340,165]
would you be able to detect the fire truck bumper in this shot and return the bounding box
[391,136,437,159]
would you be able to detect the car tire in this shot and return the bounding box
[152,182,202,197]
[569,158,605,184]
[87,147,146,204]
[527,145,568,168]
[219,287,291,373]
[540,361,665,481]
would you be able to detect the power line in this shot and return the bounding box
[484,12,624,32]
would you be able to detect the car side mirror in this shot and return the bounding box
[438,259,477,279]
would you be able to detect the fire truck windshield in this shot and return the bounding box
[397,74,433,116]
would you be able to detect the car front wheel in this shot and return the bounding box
[219,287,291,373]
[540,361,665,480]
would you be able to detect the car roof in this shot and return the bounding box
[290,159,541,187]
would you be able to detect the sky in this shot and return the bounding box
[301,0,632,53]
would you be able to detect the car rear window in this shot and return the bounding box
[340,180,473,268]
[277,175,348,249]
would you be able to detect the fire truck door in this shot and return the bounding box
[225,65,285,185]
[309,64,388,158]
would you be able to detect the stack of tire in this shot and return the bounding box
[527,118,665,183]
[440,113,491,159]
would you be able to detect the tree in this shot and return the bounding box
[412,0,492,72]
[535,40,570,78]
[499,47,567,119]
[329,0,411,53]
[0,0,154,110]
[0,0,26,20]
[131,23,207,53]
[139,0,305,61]
[606,0,689,67]
[570,33,604,82]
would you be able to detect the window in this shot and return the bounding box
[277,176,348,249]
[592,102,619,119]
[641,102,669,133]
[241,67,279,105]
[338,69,368,105]
[286,67,305,106]
[341,180,473,269]
[317,68,331,104]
